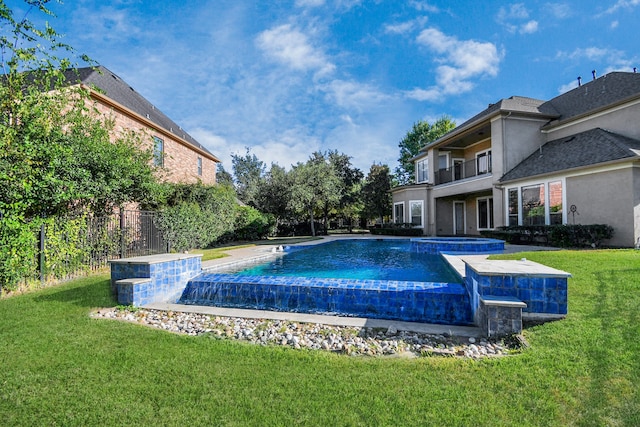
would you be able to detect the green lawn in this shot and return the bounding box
[1,250,639,426]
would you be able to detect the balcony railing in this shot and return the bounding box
[434,156,492,185]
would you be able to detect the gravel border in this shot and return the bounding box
[92,307,525,359]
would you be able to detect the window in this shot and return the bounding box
[476,150,492,174]
[197,157,203,176]
[153,136,164,167]
[522,184,545,225]
[409,200,424,227]
[506,180,565,226]
[549,181,563,225]
[477,197,494,230]
[393,202,405,224]
[416,158,428,183]
[508,188,519,226]
[438,153,449,169]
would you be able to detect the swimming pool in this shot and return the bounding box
[179,239,473,325]
[222,239,461,283]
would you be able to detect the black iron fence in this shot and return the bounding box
[37,210,167,283]
[434,156,492,185]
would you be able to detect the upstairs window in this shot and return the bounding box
[153,136,164,167]
[197,157,203,176]
[476,150,491,174]
[416,158,429,183]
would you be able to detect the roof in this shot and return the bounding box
[63,66,218,160]
[422,96,557,152]
[541,72,640,127]
[500,128,640,182]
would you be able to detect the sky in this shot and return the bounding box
[8,0,640,173]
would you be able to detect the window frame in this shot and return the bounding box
[505,178,566,226]
[153,136,164,167]
[393,202,405,224]
[415,158,429,183]
[197,156,203,176]
[409,200,424,228]
[476,196,494,231]
[476,149,492,175]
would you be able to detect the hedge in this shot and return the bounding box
[481,224,614,248]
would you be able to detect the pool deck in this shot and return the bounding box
[147,235,559,338]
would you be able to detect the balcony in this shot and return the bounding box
[435,155,492,185]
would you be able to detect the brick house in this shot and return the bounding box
[64,65,220,185]
[392,71,640,247]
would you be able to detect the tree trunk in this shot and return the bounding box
[309,208,316,236]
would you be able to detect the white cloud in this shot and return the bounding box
[322,79,392,110]
[255,24,336,77]
[496,3,538,34]
[409,1,440,13]
[497,3,530,21]
[545,3,572,19]
[384,16,429,35]
[602,0,640,14]
[295,0,325,7]
[520,20,539,34]
[408,28,501,101]
[611,20,619,28]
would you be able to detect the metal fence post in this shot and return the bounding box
[119,210,126,258]
[39,223,45,284]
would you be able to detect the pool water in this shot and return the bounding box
[225,239,461,283]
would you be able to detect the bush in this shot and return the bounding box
[370,223,424,236]
[229,206,276,241]
[482,224,614,248]
[154,183,238,251]
[0,214,39,291]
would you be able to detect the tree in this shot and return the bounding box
[215,164,234,187]
[0,1,162,289]
[288,159,340,237]
[395,116,456,185]
[254,163,292,226]
[231,147,265,206]
[0,1,161,217]
[362,163,392,224]
[326,150,363,231]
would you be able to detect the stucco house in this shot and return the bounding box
[64,65,220,185]
[392,71,640,247]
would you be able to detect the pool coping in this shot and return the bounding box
[141,235,560,338]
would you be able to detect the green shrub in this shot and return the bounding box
[154,183,238,251]
[482,224,614,248]
[370,223,424,236]
[231,206,276,241]
[0,213,39,291]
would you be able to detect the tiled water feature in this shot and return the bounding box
[109,238,571,337]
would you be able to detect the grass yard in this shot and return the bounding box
[1,249,639,426]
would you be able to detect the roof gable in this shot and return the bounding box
[500,128,640,182]
[63,66,217,160]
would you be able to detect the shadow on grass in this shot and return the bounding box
[34,275,116,309]
[578,268,640,425]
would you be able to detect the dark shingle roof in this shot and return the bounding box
[64,65,217,160]
[500,128,640,182]
[541,72,640,125]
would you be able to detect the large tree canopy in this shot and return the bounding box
[395,116,456,185]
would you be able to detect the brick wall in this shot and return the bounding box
[90,97,217,185]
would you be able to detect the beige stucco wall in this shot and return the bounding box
[391,185,429,233]
[91,96,217,186]
[566,166,637,247]
[544,99,640,142]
